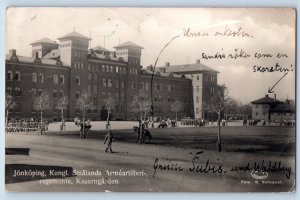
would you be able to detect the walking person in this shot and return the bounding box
[104,124,115,153]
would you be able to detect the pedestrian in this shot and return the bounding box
[104,129,115,153]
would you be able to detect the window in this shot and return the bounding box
[140,82,144,89]
[53,75,58,84]
[53,90,58,98]
[93,85,97,93]
[14,87,21,96]
[120,93,124,103]
[121,80,125,88]
[106,65,109,72]
[88,73,92,80]
[32,73,37,83]
[6,87,13,95]
[38,89,44,96]
[116,80,119,88]
[159,83,162,91]
[110,66,114,73]
[31,88,37,97]
[7,71,13,80]
[103,79,107,87]
[145,82,149,90]
[88,84,92,94]
[108,79,112,87]
[76,91,81,99]
[196,108,199,114]
[132,81,136,89]
[102,92,106,100]
[15,71,21,81]
[39,73,44,83]
[88,64,91,70]
[197,75,199,80]
[196,96,199,103]
[76,76,81,85]
[59,90,64,98]
[116,66,119,73]
[102,65,105,72]
[196,86,199,92]
[81,63,83,69]
[60,75,65,84]
[155,83,158,91]
[168,84,171,91]
[93,73,97,82]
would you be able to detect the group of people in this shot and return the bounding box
[6,119,49,133]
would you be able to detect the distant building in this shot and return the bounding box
[158,59,219,119]
[250,94,295,122]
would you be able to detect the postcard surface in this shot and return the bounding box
[5,7,295,192]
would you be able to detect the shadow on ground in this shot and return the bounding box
[5,164,75,184]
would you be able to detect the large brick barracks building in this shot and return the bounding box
[6,31,218,121]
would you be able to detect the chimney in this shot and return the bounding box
[265,94,269,98]
[165,62,170,67]
[35,52,39,59]
[286,99,290,105]
[196,59,200,64]
[274,94,276,102]
[9,49,16,57]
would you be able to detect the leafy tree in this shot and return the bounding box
[171,100,184,126]
[102,94,117,127]
[76,93,95,138]
[206,84,233,152]
[5,95,16,127]
[56,96,69,129]
[33,91,51,135]
[130,89,152,143]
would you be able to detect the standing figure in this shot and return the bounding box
[104,130,115,153]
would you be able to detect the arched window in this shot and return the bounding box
[132,81,136,89]
[7,71,13,80]
[60,75,65,84]
[39,73,44,83]
[76,76,80,85]
[53,75,58,84]
[15,71,21,81]
[32,72,37,83]
[15,87,21,96]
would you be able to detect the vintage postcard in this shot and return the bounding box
[5,7,295,192]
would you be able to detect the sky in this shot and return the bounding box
[6,7,296,103]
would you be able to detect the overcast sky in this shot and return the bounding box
[6,7,295,103]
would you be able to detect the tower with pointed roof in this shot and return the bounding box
[57,31,90,66]
[30,38,59,58]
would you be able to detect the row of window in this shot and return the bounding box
[129,68,138,75]
[32,73,65,84]
[103,79,125,88]
[6,87,21,96]
[7,71,20,81]
[76,62,128,75]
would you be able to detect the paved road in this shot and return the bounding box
[5,126,295,192]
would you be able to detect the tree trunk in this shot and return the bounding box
[61,109,64,131]
[107,109,110,126]
[175,112,178,127]
[217,113,221,152]
[40,110,43,135]
[82,111,85,139]
[5,109,9,127]
[139,114,143,144]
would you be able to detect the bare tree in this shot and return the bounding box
[206,84,233,152]
[76,93,95,139]
[102,95,117,127]
[5,95,16,127]
[171,100,184,126]
[130,89,152,143]
[33,91,51,135]
[56,96,69,130]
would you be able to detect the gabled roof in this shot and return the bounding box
[43,49,60,59]
[92,45,110,52]
[114,41,143,49]
[57,31,90,40]
[30,38,58,45]
[251,95,284,104]
[159,63,219,74]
